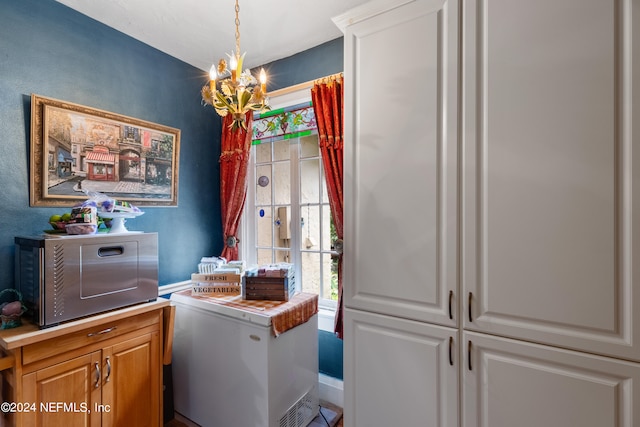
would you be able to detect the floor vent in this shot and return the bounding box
[279,385,319,427]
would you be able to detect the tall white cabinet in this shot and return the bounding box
[334,0,640,426]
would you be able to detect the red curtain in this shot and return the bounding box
[311,74,344,339]
[219,111,253,261]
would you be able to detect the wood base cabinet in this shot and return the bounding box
[22,351,102,427]
[0,301,167,427]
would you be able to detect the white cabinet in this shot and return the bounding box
[335,0,459,422]
[344,308,458,427]
[462,0,640,362]
[335,0,459,327]
[337,0,640,425]
[462,331,640,427]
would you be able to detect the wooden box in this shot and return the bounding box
[242,276,295,301]
[191,273,242,297]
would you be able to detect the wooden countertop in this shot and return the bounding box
[0,298,170,351]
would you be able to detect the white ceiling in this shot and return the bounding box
[55,0,369,72]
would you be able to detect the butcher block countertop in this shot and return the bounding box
[0,298,170,351]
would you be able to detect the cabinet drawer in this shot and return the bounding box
[22,310,160,366]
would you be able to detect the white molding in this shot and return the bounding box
[319,373,344,409]
[158,280,191,296]
[318,308,338,332]
[269,86,312,110]
[332,0,417,33]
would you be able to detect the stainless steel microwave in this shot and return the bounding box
[14,233,158,328]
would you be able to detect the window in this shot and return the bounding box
[241,90,338,311]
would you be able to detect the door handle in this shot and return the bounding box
[87,326,117,337]
[94,362,101,388]
[448,336,454,366]
[105,357,111,382]
[468,340,473,371]
[468,292,473,322]
[448,290,454,320]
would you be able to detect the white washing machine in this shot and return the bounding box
[171,291,319,427]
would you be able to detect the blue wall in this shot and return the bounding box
[0,0,345,380]
[0,0,223,287]
[258,38,344,91]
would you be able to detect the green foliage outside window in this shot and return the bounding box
[330,217,339,300]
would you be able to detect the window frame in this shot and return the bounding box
[239,85,338,314]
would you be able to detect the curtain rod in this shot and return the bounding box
[266,72,343,98]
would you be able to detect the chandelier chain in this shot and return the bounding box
[235,0,240,57]
[200,0,270,131]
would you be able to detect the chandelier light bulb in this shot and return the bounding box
[259,68,267,93]
[209,65,216,92]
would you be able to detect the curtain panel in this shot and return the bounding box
[220,111,254,261]
[311,74,344,339]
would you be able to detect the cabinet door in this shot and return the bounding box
[101,331,160,427]
[344,308,458,427]
[336,0,459,326]
[22,351,101,427]
[462,331,640,427]
[462,0,640,360]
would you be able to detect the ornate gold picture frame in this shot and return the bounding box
[30,94,180,207]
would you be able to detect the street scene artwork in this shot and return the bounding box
[30,94,180,207]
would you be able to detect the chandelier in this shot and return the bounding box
[201,0,270,131]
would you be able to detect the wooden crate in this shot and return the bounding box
[242,276,295,301]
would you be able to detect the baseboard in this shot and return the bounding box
[319,373,343,409]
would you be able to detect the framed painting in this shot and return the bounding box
[30,94,180,207]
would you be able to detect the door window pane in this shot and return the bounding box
[256,164,272,205]
[301,252,321,295]
[301,204,320,251]
[256,207,273,247]
[300,159,320,205]
[275,250,291,264]
[300,135,320,158]
[273,161,291,205]
[257,249,272,265]
[322,205,332,250]
[322,253,337,301]
[273,139,289,161]
[255,142,271,163]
